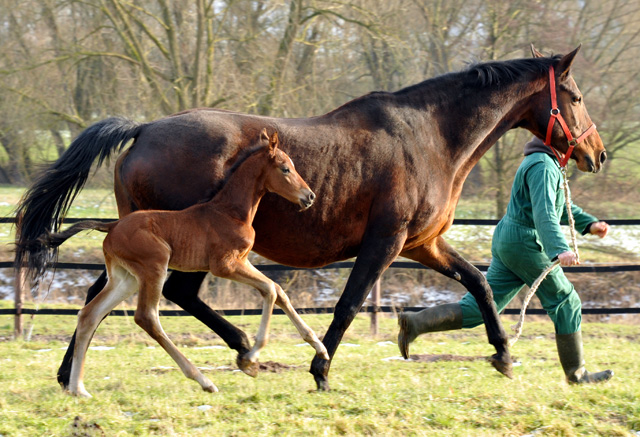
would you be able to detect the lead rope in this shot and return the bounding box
[509,166,578,346]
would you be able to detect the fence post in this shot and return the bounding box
[14,266,25,339]
[370,279,381,336]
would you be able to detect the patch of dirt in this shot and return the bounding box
[256,361,304,373]
[408,353,488,363]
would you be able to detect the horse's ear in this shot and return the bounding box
[260,128,269,142]
[556,44,581,81]
[530,43,544,58]
[268,131,279,156]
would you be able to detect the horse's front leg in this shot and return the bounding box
[310,231,407,391]
[402,236,513,378]
[161,271,252,362]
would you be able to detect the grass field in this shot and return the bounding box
[1,304,639,436]
[1,186,639,436]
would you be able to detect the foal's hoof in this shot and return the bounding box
[202,382,219,393]
[236,354,259,378]
[317,346,330,361]
[67,388,93,398]
[489,354,514,379]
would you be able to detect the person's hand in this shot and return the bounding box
[589,221,609,238]
[558,251,579,267]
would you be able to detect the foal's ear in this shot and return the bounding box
[556,44,581,81]
[268,131,279,156]
[530,43,544,58]
[260,128,269,142]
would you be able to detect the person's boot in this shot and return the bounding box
[398,303,463,359]
[556,331,613,384]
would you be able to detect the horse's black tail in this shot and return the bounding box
[14,117,142,281]
[17,221,115,286]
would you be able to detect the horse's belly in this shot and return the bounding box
[252,204,366,268]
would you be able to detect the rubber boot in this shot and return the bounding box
[556,331,613,384]
[398,303,463,359]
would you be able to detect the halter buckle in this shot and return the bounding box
[550,108,560,116]
[568,139,577,147]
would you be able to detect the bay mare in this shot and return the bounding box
[15,45,606,391]
[26,131,328,397]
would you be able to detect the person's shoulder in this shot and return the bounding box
[521,152,558,170]
[520,153,560,182]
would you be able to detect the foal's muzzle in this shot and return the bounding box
[299,190,316,210]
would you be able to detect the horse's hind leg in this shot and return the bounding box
[135,273,218,393]
[215,260,278,377]
[58,270,108,390]
[273,285,329,360]
[161,271,252,359]
[69,266,137,397]
[402,236,513,378]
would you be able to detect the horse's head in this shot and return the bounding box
[528,44,606,173]
[261,129,316,210]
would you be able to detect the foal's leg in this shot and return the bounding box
[69,266,137,397]
[161,271,252,357]
[402,236,513,378]
[58,270,108,389]
[134,271,218,393]
[273,284,329,360]
[215,260,279,377]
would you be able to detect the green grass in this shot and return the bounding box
[0,310,638,436]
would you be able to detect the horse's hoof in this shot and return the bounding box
[236,354,259,378]
[57,376,70,391]
[489,354,514,379]
[315,377,331,391]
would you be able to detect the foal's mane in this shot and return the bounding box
[197,144,268,204]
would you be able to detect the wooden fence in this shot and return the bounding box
[2,218,640,338]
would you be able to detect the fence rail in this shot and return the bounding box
[2,217,640,338]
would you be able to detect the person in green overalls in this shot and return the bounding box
[398,137,613,384]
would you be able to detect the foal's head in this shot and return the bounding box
[528,45,606,173]
[260,129,316,210]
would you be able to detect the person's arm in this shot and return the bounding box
[526,162,571,261]
[560,200,599,235]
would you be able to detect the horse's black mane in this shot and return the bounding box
[467,55,562,86]
[393,55,562,97]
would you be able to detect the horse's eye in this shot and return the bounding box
[281,167,290,174]
[573,96,582,104]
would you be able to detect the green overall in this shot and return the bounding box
[459,151,597,335]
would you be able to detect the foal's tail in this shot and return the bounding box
[17,220,115,285]
[14,117,142,281]
[38,220,113,250]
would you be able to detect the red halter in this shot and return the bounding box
[544,65,597,167]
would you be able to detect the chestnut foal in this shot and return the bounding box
[36,130,328,397]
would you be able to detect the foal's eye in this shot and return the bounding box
[572,95,582,104]
[281,167,290,174]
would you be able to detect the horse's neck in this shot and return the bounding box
[207,154,267,224]
[398,73,545,170]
